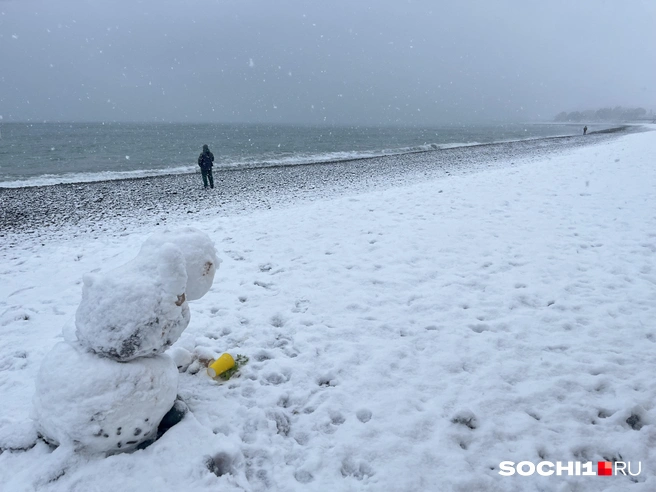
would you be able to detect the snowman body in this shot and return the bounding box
[33,228,219,453]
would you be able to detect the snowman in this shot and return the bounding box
[32,227,219,454]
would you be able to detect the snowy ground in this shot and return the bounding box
[1,127,655,491]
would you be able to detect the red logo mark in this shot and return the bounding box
[598,462,613,476]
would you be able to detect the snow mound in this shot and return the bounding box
[0,418,37,451]
[168,346,193,372]
[32,342,178,454]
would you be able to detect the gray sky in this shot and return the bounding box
[1,0,654,125]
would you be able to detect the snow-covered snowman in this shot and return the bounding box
[32,227,219,454]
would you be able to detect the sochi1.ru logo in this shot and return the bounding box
[498,461,642,477]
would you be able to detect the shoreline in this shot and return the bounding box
[0,125,631,191]
[0,126,642,238]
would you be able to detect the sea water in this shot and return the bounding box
[0,122,601,187]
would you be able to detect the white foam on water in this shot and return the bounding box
[0,137,566,188]
[0,145,442,188]
[0,165,198,188]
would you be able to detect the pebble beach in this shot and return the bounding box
[0,126,635,240]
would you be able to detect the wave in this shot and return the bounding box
[0,143,447,188]
[0,132,585,188]
[0,165,198,188]
[217,143,445,169]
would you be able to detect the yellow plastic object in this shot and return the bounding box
[207,353,235,378]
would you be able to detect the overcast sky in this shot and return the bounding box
[1,0,654,125]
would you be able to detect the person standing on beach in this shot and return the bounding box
[198,144,215,189]
[583,126,588,135]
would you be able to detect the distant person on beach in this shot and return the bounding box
[198,144,214,189]
[583,126,588,135]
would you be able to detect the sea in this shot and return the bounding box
[0,122,605,188]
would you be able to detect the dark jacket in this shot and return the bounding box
[198,146,214,171]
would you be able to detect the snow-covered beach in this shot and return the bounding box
[0,127,634,237]
[1,127,655,491]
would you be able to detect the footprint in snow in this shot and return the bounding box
[253,350,273,362]
[292,299,309,313]
[469,323,490,333]
[330,411,346,425]
[267,410,291,436]
[262,371,289,386]
[451,410,478,430]
[205,452,236,477]
[356,409,372,423]
[253,280,275,290]
[294,470,314,483]
[340,458,374,480]
[225,250,245,261]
